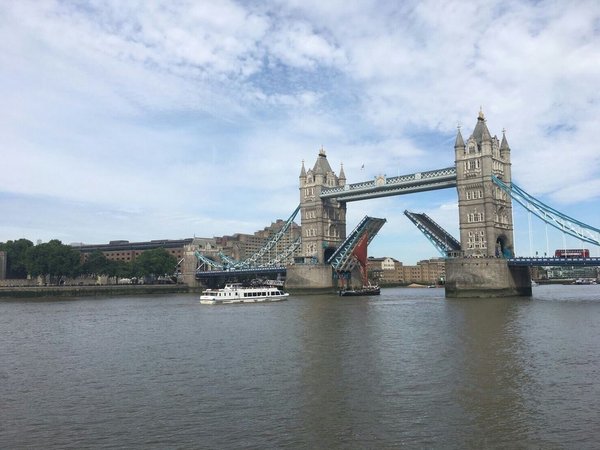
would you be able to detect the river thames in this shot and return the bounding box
[1,284,599,449]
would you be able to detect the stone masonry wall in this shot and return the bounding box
[286,264,334,291]
[445,257,531,298]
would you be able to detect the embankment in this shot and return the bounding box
[0,284,198,299]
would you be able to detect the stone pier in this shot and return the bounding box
[445,258,532,298]
[285,264,334,292]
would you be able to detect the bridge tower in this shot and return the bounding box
[298,149,347,264]
[454,110,515,258]
[447,110,530,298]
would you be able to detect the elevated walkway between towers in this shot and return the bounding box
[320,167,457,202]
[404,210,461,256]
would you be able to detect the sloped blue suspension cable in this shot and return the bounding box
[492,176,600,246]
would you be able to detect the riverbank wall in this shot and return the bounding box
[0,284,198,299]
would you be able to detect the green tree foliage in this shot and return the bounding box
[25,240,81,282]
[2,239,178,283]
[80,250,133,278]
[131,248,177,278]
[107,260,132,279]
[0,239,34,278]
[81,250,111,275]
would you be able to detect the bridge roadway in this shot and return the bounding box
[196,257,600,280]
[507,257,600,266]
[196,266,286,279]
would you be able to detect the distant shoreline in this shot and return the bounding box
[0,284,199,299]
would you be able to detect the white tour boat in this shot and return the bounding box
[199,283,289,305]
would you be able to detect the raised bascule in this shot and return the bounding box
[198,110,600,297]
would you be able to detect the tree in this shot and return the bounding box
[106,260,132,280]
[81,250,112,276]
[25,240,81,283]
[0,239,34,278]
[131,248,177,279]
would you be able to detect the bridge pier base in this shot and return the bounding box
[445,258,532,298]
[286,264,334,292]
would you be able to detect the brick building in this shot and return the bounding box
[74,218,301,271]
[368,257,403,284]
[75,239,194,264]
[368,256,446,285]
[217,220,301,265]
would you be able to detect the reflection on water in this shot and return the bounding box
[1,285,599,448]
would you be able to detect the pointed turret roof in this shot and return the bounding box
[454,127,465,148]
[313,147,333,175]
[339,163,346,180]
[500,129,510,151]
[471,108,492,144]
[300,160,306,178]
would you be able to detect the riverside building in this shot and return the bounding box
[368,257,446,285]
[73,219,301,272]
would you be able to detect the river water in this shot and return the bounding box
[1,285,599,449]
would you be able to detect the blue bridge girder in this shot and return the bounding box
[404,210,461,256]
[218,251,239,269]
[196,266,287,279]
[507,257,600,267]
[194,204,301,273]
[194,250,222,270]
[320,167,457,202]
[328,215,387,272]
[231,204,301,269]
[269,236,302,266]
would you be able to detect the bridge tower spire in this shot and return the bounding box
[455,110,515,257]
[299,148,347,263]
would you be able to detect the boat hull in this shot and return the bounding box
[199,283,289,305]
[338,287,380,297]
[200,295,288,305]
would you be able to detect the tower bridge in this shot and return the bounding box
[198,110,600,297]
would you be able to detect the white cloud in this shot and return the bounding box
[267,21,346,69]
[1,0,599,260]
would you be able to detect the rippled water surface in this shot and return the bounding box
[2,285,600,449]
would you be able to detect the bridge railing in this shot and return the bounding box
[195,266,287,278]
[321,166,457,199]
[507,256,600,266]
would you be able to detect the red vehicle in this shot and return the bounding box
[555,249,590,258]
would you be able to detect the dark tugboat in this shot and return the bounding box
[338,284,380,296]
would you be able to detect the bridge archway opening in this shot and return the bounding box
[324,246,337,262]
[496,235,509,258]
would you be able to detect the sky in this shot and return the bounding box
[1,0,599,263]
